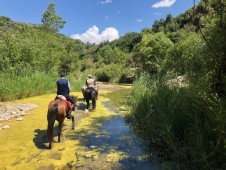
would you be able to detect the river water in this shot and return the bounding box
[61,89,177,170]
[99,105,161,169]
[78,89,176,170]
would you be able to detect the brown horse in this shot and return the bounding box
[47,95,77,149]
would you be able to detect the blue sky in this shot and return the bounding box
[0,0,198,44]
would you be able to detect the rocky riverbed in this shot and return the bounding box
[0,102,38,129]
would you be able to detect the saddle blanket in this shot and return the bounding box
[56,95,73,110]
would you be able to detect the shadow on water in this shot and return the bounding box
[86,114,162,169]
[33,129,49,149]
[76,98,87,111]
[102,104,166,169]
[33,126,64,150]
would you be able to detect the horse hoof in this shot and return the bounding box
[72,122,75,129]
[49,143,52,149]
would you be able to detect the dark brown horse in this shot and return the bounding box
[47,95,77,149]
[83,87,97,110]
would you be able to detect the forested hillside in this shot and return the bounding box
[0,0,225,169]
[0,15,87,100]
[0,14,141,100]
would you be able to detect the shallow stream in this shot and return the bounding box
[64,89,175,169]
[0,87,176,170]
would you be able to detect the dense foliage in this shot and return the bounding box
[126,0,226,169]
[0,16,84,100]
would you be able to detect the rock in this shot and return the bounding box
[0,103,38,121]
[2,125,9,129]
[20,112,26,116]
[11,111,17,115]
[16,117,23,121]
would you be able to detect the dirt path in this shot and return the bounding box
[0,84,131,170]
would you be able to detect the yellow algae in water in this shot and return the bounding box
[0,93,81,169]
[0,90,125,169]
[106,151,128,163]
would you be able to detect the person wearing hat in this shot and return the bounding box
[56,72,75,119]
[82,74,99,100]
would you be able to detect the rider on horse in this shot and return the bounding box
[82,74,99,100]
[56,72,75,119]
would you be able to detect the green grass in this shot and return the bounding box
[126,73,226,169]
[0,71,57,101]
[0,70,90,101]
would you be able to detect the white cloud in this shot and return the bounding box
[70,25,119,44]
[101,0,112,4]
[152,0,176,8]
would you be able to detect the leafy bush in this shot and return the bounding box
[94,64,131,83]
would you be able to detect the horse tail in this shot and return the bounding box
[90,88,97,110]
[47,103,58,149]
[90,87,96,99]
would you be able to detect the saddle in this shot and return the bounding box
[56,95,73,110]
[85,87,96,93]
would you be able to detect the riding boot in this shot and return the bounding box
[66,110,72,119]
[82,89,86,101]
[72,104,75,111]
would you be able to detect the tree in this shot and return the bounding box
[165,13,173,23]
[41,3,66,32]
[133,32,173,75]
[111,32,142,52]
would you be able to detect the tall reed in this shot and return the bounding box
[126,73,226,169]
[0,71,57,101]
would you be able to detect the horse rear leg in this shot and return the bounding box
[48,127,54,149]
[86,100,90,109]
[92,99,96,110]
[71,115,75,130]
[49,142,53,149]
[58,122,63,142]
